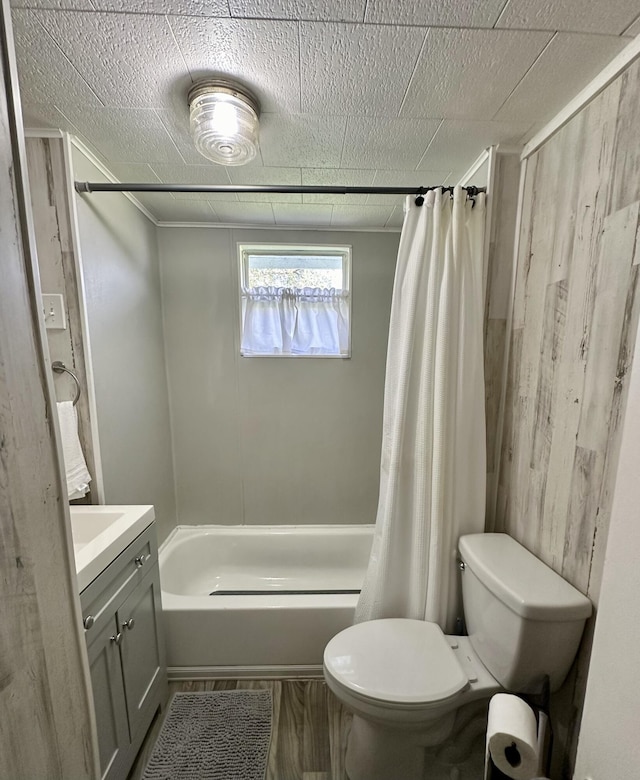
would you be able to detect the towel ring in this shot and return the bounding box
[52,360,81,406]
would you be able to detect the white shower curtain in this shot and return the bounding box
[354,186,486,633]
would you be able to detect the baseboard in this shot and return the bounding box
[167,664,324,680]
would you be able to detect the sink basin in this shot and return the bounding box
[71,510,129,547]
[70,505,155,591]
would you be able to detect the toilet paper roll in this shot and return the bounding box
[486,694,540,780]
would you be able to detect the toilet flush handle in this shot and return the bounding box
[458,561,466,571]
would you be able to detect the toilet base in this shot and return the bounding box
[345,712,456,780]
[346,715,425,780]
[343,700,492,780]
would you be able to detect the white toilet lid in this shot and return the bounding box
[324,618,468,705]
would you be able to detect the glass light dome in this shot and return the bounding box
[188,80,260,166]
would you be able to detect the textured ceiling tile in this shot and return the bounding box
[624,14,640,35]
[58,106,185,163]
[148,162,235,201]
[341,116,441,170]
[519,122,542,146]
[417,119,533,172]
[33,10,187,108]
[212,201,276,223]
[365,0,505,27]
[301,167,375,204]
[11,1,94,8]
[140,194,216,221]
[272,203,333,225]
[228,164,303,203]
[229,0,365,22]
[148,162,231,184]
[16,0,633,230]
[169,17,301,113]
[12,10,102,106]
[496,0,640,35]
[446,169,468,185]
[300,22,426,115]
[21,102,79,131]
[171,191,240,201]
[366,168,452,205]
[385,205,404,228]
[104,162,163,182]
[93,1,230,15]
[400,27,553,119]
[259,113,347,168]
[330,204,393,228]
[494,33,628,123]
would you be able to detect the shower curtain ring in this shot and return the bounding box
[415,187,426,206]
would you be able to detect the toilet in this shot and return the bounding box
[323,533,592,780]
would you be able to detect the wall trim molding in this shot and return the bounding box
[24,127,63,138]
[168,665,324,680]
[156,220,402,232]
[457,147,490,186]
[68,134,159,226]
[62,133,106,503]
[522,32,640,159]
[483,147,497,303]
[488,156,528,530]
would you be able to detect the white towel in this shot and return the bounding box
[56,401,92,499]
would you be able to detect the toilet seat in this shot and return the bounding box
[323,618,469,708]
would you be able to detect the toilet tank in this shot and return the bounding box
[458,534,592,694]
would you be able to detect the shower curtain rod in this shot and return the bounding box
[74,181,486,204]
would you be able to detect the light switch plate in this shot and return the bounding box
[42,293,66,330]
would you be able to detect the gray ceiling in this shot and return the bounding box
[11,0,640,228]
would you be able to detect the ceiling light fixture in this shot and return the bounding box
[188,78,260,166]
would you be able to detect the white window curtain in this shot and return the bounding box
[354,186,486,633]
[241,286,350,356]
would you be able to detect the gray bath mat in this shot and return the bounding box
[142,691,272,780]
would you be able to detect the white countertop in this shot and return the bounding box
[70,505,155,591]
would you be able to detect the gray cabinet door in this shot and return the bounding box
[87,618,130,780]
[118,568,165,742]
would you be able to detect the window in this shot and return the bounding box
[239,244,351,357]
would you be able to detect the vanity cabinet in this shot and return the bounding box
[80,523,167,780]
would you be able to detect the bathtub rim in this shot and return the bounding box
[160,522,376,549]
[159,522,374,601]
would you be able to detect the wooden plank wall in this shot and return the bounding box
[495,57,640,777]
[26,137,97,502]
[0,10,97,777]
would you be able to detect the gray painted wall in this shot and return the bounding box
[159,227,399,526]
[73,148,176,542]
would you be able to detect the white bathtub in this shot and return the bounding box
[159,524,373,677]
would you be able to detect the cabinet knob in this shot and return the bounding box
[122,618,135,630]
[134,554,150,568]
[110,632,123,646]
[83,615,95,630]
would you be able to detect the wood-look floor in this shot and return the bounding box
[127,679,352,780]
